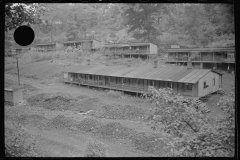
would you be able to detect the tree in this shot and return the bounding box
[5,3,45,32]
[66,20,79,41]
[122,4,166,42]
[143,87,235,157]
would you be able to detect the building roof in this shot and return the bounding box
[102,42,156,48]
[64,65,221,84]
[35,42,57,46]
[166,47,235,53]
[61,39,100,44]
[5,85,23,91]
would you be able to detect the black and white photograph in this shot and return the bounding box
[4,3,235,157]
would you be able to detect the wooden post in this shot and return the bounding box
[213,52,214,61]
[137,79,139,96]
[15,53,21,86]
[122,77,124,94]
[98,75,99,86]
[87,75,89,89]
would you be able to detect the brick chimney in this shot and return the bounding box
[154,60,158,68]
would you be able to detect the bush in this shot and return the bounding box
[31,54,41,62]
[106,90,122,98]
[84,140,107,157]
[5,122,39,157]
[143,87,235,157]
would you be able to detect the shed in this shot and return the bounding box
[5,85,23,105]
[63,62,222,99]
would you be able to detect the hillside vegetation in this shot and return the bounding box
[6,3,234,52]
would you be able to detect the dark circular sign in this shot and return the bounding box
[14,25,35,46]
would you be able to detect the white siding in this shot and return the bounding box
[198,72,220,97]
[150,43,158,55]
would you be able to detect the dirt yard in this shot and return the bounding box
[4,51,235,157]
[5,73,168,157]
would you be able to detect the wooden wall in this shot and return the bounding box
[64,73,203,97]
[198,72,220,97]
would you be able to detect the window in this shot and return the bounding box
[203,81,208,89]
[213,79,215,86]
[89,75,92,79]
[187,84,192,90]
[99,76,103,80]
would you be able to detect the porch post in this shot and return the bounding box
[98,75,99,86]
[137,78,139,96]
[87,75,89,89]
[192,83,194,98]
[213,52,214,61]
[122,77,124,94]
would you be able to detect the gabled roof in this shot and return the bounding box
[35,42,57,46]
[61,39,100,44]
[64,65,221,84]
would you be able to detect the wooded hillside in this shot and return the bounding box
[6,3,235,50]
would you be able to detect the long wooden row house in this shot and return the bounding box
[166,46,235,70]
[34,39,101,52]
[102,42,158,60]
[63,61,222,99]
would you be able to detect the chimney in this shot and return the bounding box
[154,60,158,68]
[87,59,90,65]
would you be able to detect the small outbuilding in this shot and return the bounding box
[5,85,23,105]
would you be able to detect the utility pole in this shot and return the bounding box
[15,51,20,86]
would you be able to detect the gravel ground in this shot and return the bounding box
[97,104,148,121]
[27,93,79,111]
[45,115,77,130]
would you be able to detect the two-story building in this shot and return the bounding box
[166,46,235,71]
[102,42,158,60]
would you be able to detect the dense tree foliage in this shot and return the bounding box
[5,3,45,32]
[5,3,234,50]
[143,87,235,157]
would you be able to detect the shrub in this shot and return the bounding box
[31,54,41,62]
[84,140,107,157]
[143,87,235,157]
[5,122,39,157]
